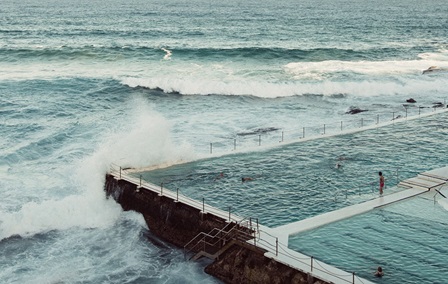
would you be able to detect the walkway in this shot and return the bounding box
[252,166,448,284]
[272,166,448,241]
[111,164,447,284]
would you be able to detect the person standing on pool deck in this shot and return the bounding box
[379,171,385,195]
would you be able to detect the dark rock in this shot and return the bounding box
[345,107,368,115]
[422,66,448,74]
[238,127,280,136]
[406,98,416,103]
[433,102,444,108]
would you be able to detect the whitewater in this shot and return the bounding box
[1,0,448,283]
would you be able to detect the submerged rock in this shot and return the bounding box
[237,127,280,136]
[433,102,445,108]
[345,107,368,115]
[422,66,448,74]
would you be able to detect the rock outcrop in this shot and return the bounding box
[346,107,368,115]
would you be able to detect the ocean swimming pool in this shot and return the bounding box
[3,0,448,283]
[128,112,448,283]
[288,191,448,283]
[133,112,448,228]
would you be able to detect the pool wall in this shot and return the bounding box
[104,173,329,284]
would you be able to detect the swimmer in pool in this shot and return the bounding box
[374,266,384,277]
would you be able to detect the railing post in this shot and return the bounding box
[161,182,163,195]
[392,112,395,121]
[405,107,408,118]
[311,256,313,271]
[323,124,325,135]
[276,237,278,256]
[250,217,252,228]
[259,134,261,146]
[228,206,231,221]
[202,198,205,213]
[340,121,343,131]
[281,131,284,142]
[210,143,212,154]
[234,138,236,150]
[139,175,142,187]
[119,167,122,179]
[352,272,355,284]
[176,188,179,201]
[377,114,379,124]
[361,118,363,128]
[419,106,421,115]
[303,127,305,138]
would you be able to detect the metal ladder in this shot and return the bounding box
[184,217,257,261]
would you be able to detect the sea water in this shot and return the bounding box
[1,0,448,283]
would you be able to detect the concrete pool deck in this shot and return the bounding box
[251,166,447,284]
[271,166,448,244]
[110,165,447,284]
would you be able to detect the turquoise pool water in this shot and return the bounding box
[132,112,448,283]
[135,112,448,228]
[288,192,448,283]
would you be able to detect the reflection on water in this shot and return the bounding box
[289,194,448,283]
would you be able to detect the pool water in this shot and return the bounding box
[135,112,448,227]
[288,192,448,283]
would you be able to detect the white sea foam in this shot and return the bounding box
[121,75,448,98]
[117,49,448,97]
[2,49,448,100]
[0,194,122,240]
[91,97,196,169]
[161,48,172,60]
[0,98,195,240]
[285,58,448,79]
[418,49,448,61]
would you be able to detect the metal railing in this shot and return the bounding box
[255,229,368,284]
[106,104,448,284]
[183,216,257,260]
[205,104,448,155]
[433,183,447,204]
[109,163,249,224]
[108,165,372,283]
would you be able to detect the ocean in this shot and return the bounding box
[1,0,447,283]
